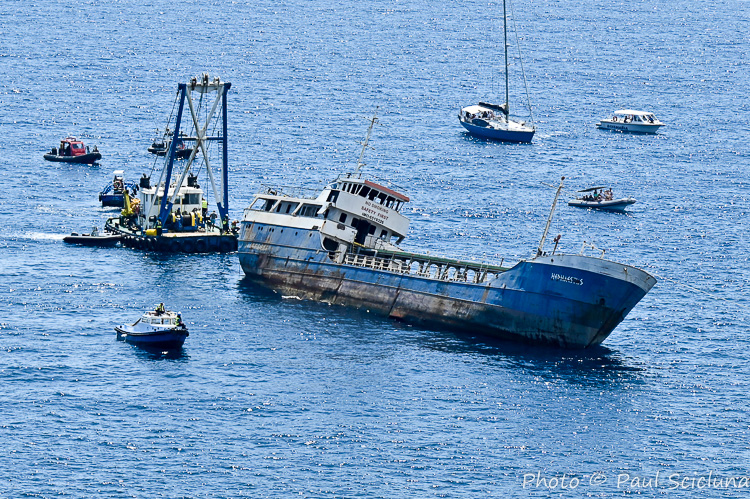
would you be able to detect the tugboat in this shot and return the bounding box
[237,113,656,349]
[115,303,189,348]
[44,137,102,164]
[105,74,237,253]
[99,170,138,207]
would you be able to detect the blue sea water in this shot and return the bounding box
[1,0,749,496]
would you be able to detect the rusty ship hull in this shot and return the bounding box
[238,223,655,349]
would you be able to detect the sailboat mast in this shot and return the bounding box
[503,0,509,116]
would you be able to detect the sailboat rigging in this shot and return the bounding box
[458,0,535,143]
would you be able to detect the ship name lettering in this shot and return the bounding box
[551,273,583,286]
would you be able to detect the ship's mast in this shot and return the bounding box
[353,108,378,175]
[536,176,565,257]
[503,0,509,116]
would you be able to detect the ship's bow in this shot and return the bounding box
[491,254,656,348]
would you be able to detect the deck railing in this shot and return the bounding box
[342,251,505,284]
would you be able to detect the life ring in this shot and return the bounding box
[194,238,207,253]
[181,240,195,253]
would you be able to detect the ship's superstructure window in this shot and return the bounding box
[184,193,201,204]
[339,213,347,223]
[275,201,299,214]
[249,198,276,212]
[298,204,321,218]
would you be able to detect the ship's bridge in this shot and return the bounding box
[323,177,410,246]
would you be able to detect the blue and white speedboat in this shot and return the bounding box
[596,110,664,134]
[238,117,655,349]
[99,170,138,207]
[115,306,189,348]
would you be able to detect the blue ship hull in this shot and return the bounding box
[238,225,655,349]
[115,326,189,348]
[459,119,535,143]
[100,193,124,207]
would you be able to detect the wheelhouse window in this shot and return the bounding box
[339,213,347,223]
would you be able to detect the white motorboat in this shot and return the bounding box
[115,305,189,347]
[568,187,636,212]
[596,110,664,134]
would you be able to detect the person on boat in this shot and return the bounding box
[221,216,229,234]
[176,314,182,327]
[155,218,163,236]
[156,303,165,315]
[605,188,614,201]
[93,145,99,153]
[202,198,208,217]
[51,146,57,155]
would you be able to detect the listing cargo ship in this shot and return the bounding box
[238,116,656,348]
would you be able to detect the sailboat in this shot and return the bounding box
[458,0,535,143]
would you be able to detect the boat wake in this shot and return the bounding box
[23,232,66,241]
